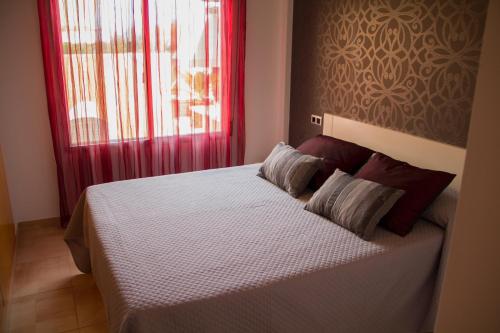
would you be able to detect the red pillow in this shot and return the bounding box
[297,135,373,189]
[355,153,455,236]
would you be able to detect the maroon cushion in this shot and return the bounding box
[355,153,455,236]
[297,135,373,189]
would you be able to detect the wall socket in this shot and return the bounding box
[311,114,322,126]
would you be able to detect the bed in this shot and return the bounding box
[65,115,466,333]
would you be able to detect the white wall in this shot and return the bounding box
[244,0,293,163]
[0,0,294,222]
[0,0,60,223]
[435,1,500,332]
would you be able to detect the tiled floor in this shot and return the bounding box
[6,220,108,333]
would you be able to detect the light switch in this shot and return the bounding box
[311,114,322,126]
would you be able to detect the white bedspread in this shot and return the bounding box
[65,164,444,333]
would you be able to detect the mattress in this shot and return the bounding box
[65,164,444,333]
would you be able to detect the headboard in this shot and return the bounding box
[322,114,466,192]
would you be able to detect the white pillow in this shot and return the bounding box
[422,187,458,228]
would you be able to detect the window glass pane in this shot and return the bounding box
[149,0,221,137]
[59,0,221,145]
[59,0,148,145]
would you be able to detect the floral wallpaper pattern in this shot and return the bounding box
[290,0,488,147]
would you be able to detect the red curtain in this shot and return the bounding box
[38,0,246,225]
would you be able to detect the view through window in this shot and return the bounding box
[60,0,222,145]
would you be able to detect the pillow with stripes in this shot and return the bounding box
[305,169,404,240]
[258,142,323,197]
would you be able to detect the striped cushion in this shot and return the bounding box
[305,169,405,240]
[258,143,323,197]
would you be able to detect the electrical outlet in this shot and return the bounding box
[311,114,322,126]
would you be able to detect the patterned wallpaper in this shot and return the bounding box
[289,0,488,147]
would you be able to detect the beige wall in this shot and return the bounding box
[0,0,294,222]
[435,1,500,332]
[244,0,293,163]
[0,0,60,223]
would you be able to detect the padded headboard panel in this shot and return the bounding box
[323,114,466,192]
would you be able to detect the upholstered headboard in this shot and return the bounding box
[322,114,466,192]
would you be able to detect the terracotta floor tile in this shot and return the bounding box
[16,234,70,264]
[11,256,76,299]
[10,263,38,299]
[71,274,95,290]
[79,322,108,333]
[73,283,106,328]
[17,220,64,244]
[6,294,37,332]
[8,289,78,333]
[8,326,37,333]
[9,221,109,333]
[34,289,78,333]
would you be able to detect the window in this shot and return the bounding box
[59,0,221,145]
